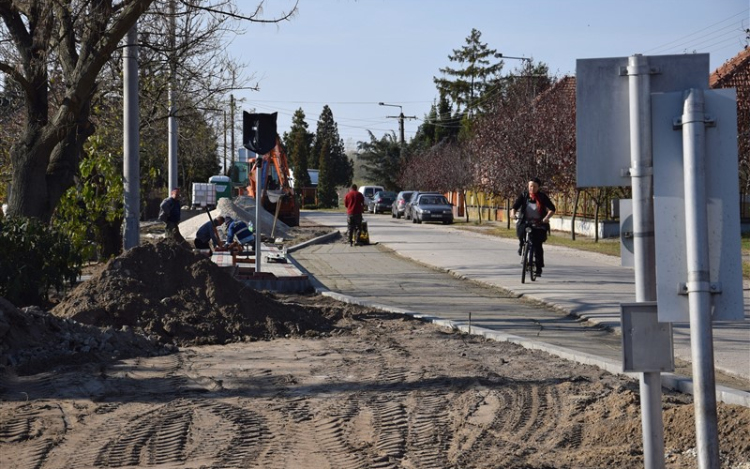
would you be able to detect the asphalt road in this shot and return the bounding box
[290,210,750,406]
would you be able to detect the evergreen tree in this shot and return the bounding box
[357,131,402,191]
[433,28,505,117]
[284,109,313,194]
[410,92,459,153]
[316,140,338,208]
[313,105,353,188]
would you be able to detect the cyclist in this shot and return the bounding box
[510,177,556,276]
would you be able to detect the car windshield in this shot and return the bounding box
[419,195,446,205]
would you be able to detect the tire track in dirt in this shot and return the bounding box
[0,404,63,469]
[407,393,452,468]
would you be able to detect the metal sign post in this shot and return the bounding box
[651,87,741,469]
[577,53,710,469]
[626,55,664,469]
[680,88,720,469]
[255,156,262,274]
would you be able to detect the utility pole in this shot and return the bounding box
[223,109,227,175]
[123,24,140,250]
[167,0,178,192]
[230,94,235,167]
[378,102,416,146]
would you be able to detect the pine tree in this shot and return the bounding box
[433,28,505,117]
[284,109,313,194]
[316,140,338,208]
[313,106,353,188]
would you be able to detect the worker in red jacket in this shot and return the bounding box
[344,184,365,246]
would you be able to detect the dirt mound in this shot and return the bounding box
[0,297,165,376]
[52,239,333,347]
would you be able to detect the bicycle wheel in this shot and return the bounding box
[529,245,537,282]
[521,242,529,283]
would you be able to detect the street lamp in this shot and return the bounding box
[499,53,532,63]
[379,102,415,146]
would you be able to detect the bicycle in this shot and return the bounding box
[520,222,544,283]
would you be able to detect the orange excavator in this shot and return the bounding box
[247,135,300,228]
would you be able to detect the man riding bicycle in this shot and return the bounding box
[511,177,556,277]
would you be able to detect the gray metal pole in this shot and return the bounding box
[681,88,720,469]
[167,0,178,191]
[399,112,405,146]
[123,25,140,250]
[627,54,665,469]
[255,157,262,274]
[223,109,227,174]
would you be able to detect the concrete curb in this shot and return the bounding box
[287,230,341,253]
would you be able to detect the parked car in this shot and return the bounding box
[391,191,414,219]
[358,185,384,208]
[404,191,437,220]
[411,193,454,225]
[368,191,397,214]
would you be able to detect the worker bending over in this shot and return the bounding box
[225,217,255,252]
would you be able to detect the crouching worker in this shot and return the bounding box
[195,215,225,254]
[225,216,255,253]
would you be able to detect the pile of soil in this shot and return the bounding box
[0,297,166,376]
[51,239,334,347]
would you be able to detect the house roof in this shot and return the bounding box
[710,47,750,89]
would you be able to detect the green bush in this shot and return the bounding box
[0,216,83,307]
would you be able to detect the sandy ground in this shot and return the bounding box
[0,225,748,469]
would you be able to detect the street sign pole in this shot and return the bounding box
[626,54,665,469]
[680,88,720,469]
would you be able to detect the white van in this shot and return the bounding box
[359,185,384,207]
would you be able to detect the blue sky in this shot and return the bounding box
[227,0,749,150]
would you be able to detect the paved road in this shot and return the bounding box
[289,211,749,405]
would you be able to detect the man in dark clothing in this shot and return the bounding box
[510,178,556,276]
[159,188,186,244]
[225,217,255,246]
[344,184,365,246]
[195,216,225,253]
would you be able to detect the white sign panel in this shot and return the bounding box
[652,89,743,322]
[576,54,709,188]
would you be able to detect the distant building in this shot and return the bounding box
[289,169,319,206]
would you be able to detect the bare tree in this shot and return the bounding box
[0,0,297,222]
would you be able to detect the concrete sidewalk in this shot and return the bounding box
[291,211,749,406]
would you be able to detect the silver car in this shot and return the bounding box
[391,191,414,219]
[411,193,454,225]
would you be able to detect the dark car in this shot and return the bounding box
[368,191,397,214]
[404,191,436,220]
[411,193,454,225]
[391,191,414,219]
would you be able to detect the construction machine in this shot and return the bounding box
[247,135,300,227]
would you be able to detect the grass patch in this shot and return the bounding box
[459,221,750,278]
[454,221,621,257]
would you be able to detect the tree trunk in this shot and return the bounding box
[594,188,601,243]
[5,0,155,222]
[571,189,581,240]
[506,198,511,229]
[463,190,469,223]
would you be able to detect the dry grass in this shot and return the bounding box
[454,220,622,257]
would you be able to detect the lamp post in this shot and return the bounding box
[379,102,416,146]
[499,53,532,63]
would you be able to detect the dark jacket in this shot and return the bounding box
[159,197,181,223]
[512,191,556,224]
